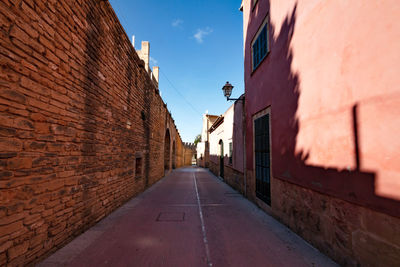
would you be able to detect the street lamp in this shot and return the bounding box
[222,81,244,101]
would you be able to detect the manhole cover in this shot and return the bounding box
[156,212,185,222]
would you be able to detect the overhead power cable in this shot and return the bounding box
[160,69,203,116]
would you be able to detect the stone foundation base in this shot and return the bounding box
[209,161,244,194]
[245,170,400,266]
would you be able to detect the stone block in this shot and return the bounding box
[361,208,400,247]
[353,230,400,267]
[7,241,29,261]
[0,221,24,238]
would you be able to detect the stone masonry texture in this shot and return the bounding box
[0,0,190,265]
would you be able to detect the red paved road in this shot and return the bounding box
[39,167,337,267]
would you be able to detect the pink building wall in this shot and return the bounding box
[242,0,400,265]
[243,0,400,216]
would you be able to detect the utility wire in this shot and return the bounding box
[160,69,203,116]
[111,1,202,116]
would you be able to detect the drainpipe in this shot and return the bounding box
[241,95,247,196]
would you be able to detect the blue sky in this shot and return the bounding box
[109,0,244,142]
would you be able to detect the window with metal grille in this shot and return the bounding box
[254,113,271,205]
[229,142,233,164]
[252,17,269,71]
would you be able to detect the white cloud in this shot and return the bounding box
[172,19,183,28]
[194,27,213,43]
[150,56,158,66]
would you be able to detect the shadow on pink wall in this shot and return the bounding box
[244,1,400,218]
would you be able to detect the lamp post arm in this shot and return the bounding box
[226,96,245,102]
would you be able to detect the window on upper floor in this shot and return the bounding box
[251,16,269,71]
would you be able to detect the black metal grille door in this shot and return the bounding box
[254,114,271,205]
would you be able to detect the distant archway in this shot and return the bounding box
[219,139,224,178]
[164,129,171,172]
[172,141,176,169]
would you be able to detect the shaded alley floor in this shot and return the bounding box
[39,167,337,267]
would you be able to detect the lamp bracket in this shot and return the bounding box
[226,96,245,102]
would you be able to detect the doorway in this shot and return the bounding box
[254,112,271,205]
[219,139,224,178]
[164,129,170,172]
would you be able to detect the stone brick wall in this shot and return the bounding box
[223,165,244,194]
[273,177,400,266]
[0,0,186,265]
[209,159,244,194]
[183,143,195,166]
[244,171,400,266]
[208,158,219,177]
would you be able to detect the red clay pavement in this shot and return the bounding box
[38,167,337,267]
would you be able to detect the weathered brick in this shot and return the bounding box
[0,252,5,266]
[0,0,189,265]
[46,180,64,191]
[26,97,47,111]
[0,138,22,152]
[32,157,51,167]
[21,59,37,72]
[55,48,68,63]
[17,130,35,139]
[7,157,32,170]
[0,125,17,137]
[0,89,26,104]
[0,152,17,159]
[51,91,70,104]
[23,213,41,225]
[38,35,55,52]
[20,76,45,95]
[0,113,15,128]
[8,107,29,117]
[18,19,39,39]
[37,135,54,141]
[7,240,29,261]
[48,221,66,236]
[30,112,47,122]
[0,158,7,169]
[0,221,23,238]
[5,203,24,216]
[28,219,45,232]
[9,24,30,44]
[0,241,12,253]
[44,49,60,65]
[0,212,26,226]
[29,233,46,248]
[29,205,45,214]
[41,209,52,218]
[54,32,71,51]
[13,117,34,130]
[34,122,50,134]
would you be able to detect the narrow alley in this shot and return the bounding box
[39,167,336,267]
[1,0,400,266]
